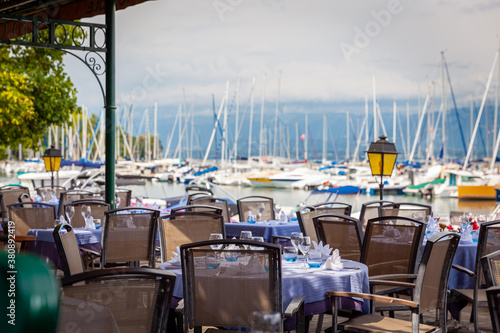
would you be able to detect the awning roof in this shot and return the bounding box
[0,0,150,20]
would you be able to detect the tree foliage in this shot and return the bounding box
[0,26,81,150]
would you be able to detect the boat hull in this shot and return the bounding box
[458,185,497,200]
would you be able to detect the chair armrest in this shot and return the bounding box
[369,273,417,281]
[80,248,101,257]
[452,263,475,277]
[369,280,416,289]
[325,291,418,308]
[271,235,291,243]
[284,295,305,318]
[175,299,184,314]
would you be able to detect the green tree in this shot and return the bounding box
[0,27,81,151]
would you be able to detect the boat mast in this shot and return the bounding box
[441,51,447,162]
[247,77,256,160]
[304,113,308,162]
[273,71,281,157]
[295,122,299,161]
[365,96,369,159]
[406,102,410,160]
[346,111,350,163]
[373,75,378,141]
[465,51,498,168]
[259,73,266,162]
[322,114,327,164]
[393,101,397,144]
[221,81,229,167]
[234,78,240,162]
[409,95,430,163]
[203,86,227,166]
[153,101,158,160]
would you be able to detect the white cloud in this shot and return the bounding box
[65,0,500,114]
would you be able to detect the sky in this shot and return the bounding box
[61,0,500,160]
[65,0,500,114]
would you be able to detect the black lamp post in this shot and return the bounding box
[366,135,399,200]
[43,146,62,188]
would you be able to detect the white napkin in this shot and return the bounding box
[279,210,288,223]
[169,246,181,265]
[312,241,332,258]
[59,215,67,224]
[383,221,401,237]
[461,224,473,242]
[324,249,343,270]
[84,216,96,229]
[239,254,267,274]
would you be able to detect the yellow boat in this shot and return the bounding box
[457,185,498,200]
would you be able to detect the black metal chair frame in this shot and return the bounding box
[313,213,364,254]
[179,239,305,333]
[236,195,275,221]
[101,207,160,268]
[313,201,353,216]
[7,202,57,224]
[60,267,176,333]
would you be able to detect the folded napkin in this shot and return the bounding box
[84,216,96,229]
[312,241,332,259]
[461,224,473,242]
[239,254,267,274]
[170,246,181,264]
[384,228,401,238]
[59,215,67,224]
[324,249,343,271]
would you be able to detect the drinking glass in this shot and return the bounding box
[205,252,221,269]
[250,311,282,333]
[115,195,121,209]
[94,219,101,230]
[298,236,311,267]
[307,251,323,268]
[40,189,46,201]
[81,205,91,221]
[283,246,298,262]
[240,230,253,250]
[136,196,144,207]
[290,232,303,251]
[412,212,424,222]
[257,203,265,221]
[209,233,223,250]
[250,236,265,250]
[65,206,75,225]
[273,204,281,219]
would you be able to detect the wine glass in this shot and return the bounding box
[250,236,265,250]
[298,236,311,267]
[257,203,265,221]
[65,206,75,225]
[290,232,303,252]
[209,233,223,250]
[412,212,424,222]
[39,188,46,201]
[240,230,253,250]
[136,196,144,207]
[115,195,121,209]
[81,205,91,222]
[273,204,281,219]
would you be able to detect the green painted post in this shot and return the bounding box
[105,0,116,208]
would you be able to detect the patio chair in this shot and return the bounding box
[53,223,100,277]
[63,199,110,228]
[450,220,500,333]
[486,286,500,333]
[313,201,352,216]
[379,202,432,221]
[358,200,394,230]
[327,231,460,333]
[58,189,94,216]
[59,267,176,333]
[237,195,275,222]
[190,196,231,223]
[1,184,30,226]
[178,239,305,333]
[187,192,212,205]
[101,207,160,268]
[35,185,66,200]
[8,202,57,232]
[159,207,225,262]
[361,215,425,277]
[482,249,500,288]
[116,187,132,207]
[313,213,363,261]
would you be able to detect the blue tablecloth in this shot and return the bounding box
[225,221,301,243]
[160,258,370,315]
[27,228,102,244]
[448,240,477,290]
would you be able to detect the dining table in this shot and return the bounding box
[27,227,101,268]
[159,254,370,329]
[225,220,301,244]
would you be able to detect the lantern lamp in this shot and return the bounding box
[43,146,62,188]
[366,135,399,200]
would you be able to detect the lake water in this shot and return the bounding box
[3,173,497,216]
[126,180,498,216]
